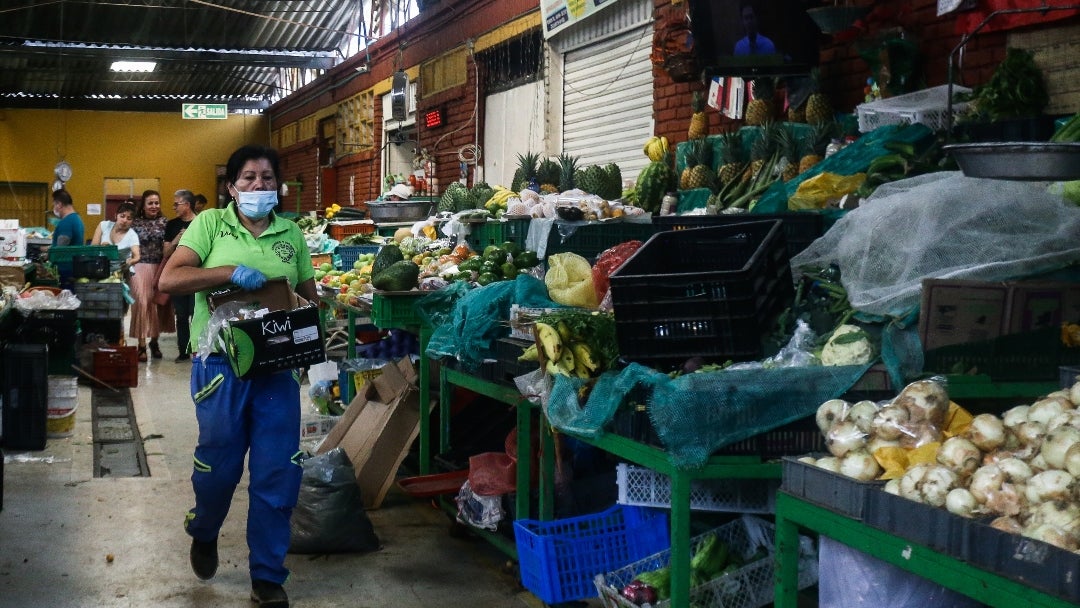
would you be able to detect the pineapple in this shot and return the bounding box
[688,91,708,140]
[537,157,561,192]
[510,151,540,192]
[743,122,778,183]
[574,165,608,196]
[557,153,579,193]
[745,78,775,126]
[717,129,746,186]
[787,103,806,123]
[805,69,833,126]
[776,125,801,182]
[602,163,623,200]
[798,120,836,174]
[679,139,716,190]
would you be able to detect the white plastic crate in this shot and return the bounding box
[594,515,818,608]
[856,84,971,133]
[616,463,779,514]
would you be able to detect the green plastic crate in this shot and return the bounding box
[371,291,427,330]
[47,245,119,265]
[465,219,531,252]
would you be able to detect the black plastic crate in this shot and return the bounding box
[964,517,1080,603]
[609,221,794,371]
[780,456,884,521]
[80,319,124,345]
[652,211,826,259]
[715,415,824,457]
[12,309,80,375]
[545,221,658,263]
[863,487,968,558]
[72,255,111,279]
[73,282,125,319]
[1,343,49,451]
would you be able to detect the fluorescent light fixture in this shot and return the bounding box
[111,61,157,73]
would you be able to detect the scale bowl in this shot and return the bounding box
[944,142,1080,181]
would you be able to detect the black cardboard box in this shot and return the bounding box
[209,278,326,379]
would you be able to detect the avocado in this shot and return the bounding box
[372,260,420,291]
[371,245,404,277]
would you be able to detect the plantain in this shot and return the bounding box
[517,343,539,362]
[535,322,563,363]
[570,342,598,374]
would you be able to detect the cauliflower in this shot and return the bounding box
[820,323,875,366]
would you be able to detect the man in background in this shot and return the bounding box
[51,188,85,246]
[163,189,198,361]
[193,193,208,213]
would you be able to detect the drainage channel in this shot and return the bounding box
[91,386,150,478]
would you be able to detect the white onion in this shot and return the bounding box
[966,413,1006,452]
[1002,405,1030,429]
[1027,500,1080,535]
[847,400,879,434]
[937,436,982,476]
[1028,396,1074,426]
[985,482,1026,516]
[893,379,949,426]
[1015,421,1047,447]
[1023,523,1080,552]
[839,450,882,481]
[1065,443,1080,477]
[871,405,909,441]
[997,457,1034,484]
[1070,381,1080,408]
[1029,452,1049,472]
[884,479,901,495]
[898,421,940,449]
[797,455,817,466]
[1041,425,1080,470]
[826,420,866,457]
[816,399,849,433]
[866,436,902,454]
[991,516,1023,534]
[920,465,959,507]
[1046,389,1073,403]
[815,456,841,472]
[1025,470,1074,504]
[945,488,979,518]
[969,464,1005,504]
[899,464,930,502]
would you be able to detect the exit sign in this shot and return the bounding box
[182,103,228,120]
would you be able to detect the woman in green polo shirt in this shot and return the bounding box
[158,144,316,608]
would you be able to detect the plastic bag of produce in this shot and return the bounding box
[591,241,643,303]
[288,447,380,554]
[545,252,599,308]
[789,172,866,210]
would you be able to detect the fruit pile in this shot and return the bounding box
[315,252,377,306]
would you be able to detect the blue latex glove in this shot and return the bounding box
[231,265,267,290]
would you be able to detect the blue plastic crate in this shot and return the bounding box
[513,504,669,605]
[335,244,382,270]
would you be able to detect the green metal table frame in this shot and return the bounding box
[773,491,1077,608]
[437,367,556,558]
[567,432,781,608]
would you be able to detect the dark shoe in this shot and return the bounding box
[250,580,289,607]
[174,353,190,362]
[137,347,148,363]
[189,538,218,580]
[150,340,163,359]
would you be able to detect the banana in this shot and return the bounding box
[535,322,563,363]
[518,343,539,362]
[558,349,576,375]
[570,342,598,373]
[555,321,574,344]
[643,136,661,157]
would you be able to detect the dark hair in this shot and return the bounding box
[225,145,281,185]
[194,193,207,206]
[137,189,161,219]
[116,202,137,217]
[52,189,73,207]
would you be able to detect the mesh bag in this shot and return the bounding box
[546,362,869,469]
[791,171,1080,318]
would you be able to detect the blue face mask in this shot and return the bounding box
[235,190,278,219]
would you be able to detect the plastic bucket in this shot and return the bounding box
[47,402,78,438]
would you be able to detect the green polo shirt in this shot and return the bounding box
[179,203,314,352]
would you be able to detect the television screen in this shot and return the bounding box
[688,0,821,78]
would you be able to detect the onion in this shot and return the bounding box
[937,436,982,476]
[997,457,1034,484]
[990,516,1023,534]
[815,399,849,433]
[1028,396,1074,426]
[797,455,818,466]
[945,488,979,518]
[1025,470,1074,504]
[839,450,882,481]
[1029,452,1050,472]
[985,482,1026,516]
[1070,381,1080,408]
[966,413,1006,452]
[899,464,930,503]
[893,379,950,426]
[1046,389,1073,403]
[815,456,841,473]
[847,400,879,434]
[871,405,909,441]
[866,436,902,454]
[884,479,901,495]
[1026,500,1080,535]
[969,464,1005,504]
[1015,421,1047,447]
[1024,523,1080,551]
[1065,443,1080,477]
[1041,425,1080,470]
[1002,405,1030,429]
[826,420,866,458]
[898,421,939,449]
[920,465,959,508]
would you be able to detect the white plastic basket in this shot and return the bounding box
[616,463,779,514]
[594,515,818,608]
[856,84,971,133]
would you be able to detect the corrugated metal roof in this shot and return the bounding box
[0,0,358,112]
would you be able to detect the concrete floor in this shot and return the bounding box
[0,333,551,608]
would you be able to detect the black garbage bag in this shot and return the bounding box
[289,447,380,554]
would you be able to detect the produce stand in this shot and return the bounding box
[438,367,556,557]
[565,430,781,608]
[773,491,1076,608]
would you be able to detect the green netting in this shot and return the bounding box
[546,362,872,469]
[424,274,562,371]
[752,122,935,213]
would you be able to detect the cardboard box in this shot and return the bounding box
[208,278,326,379]
[0,263,30,289]
[316,357,430,509]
